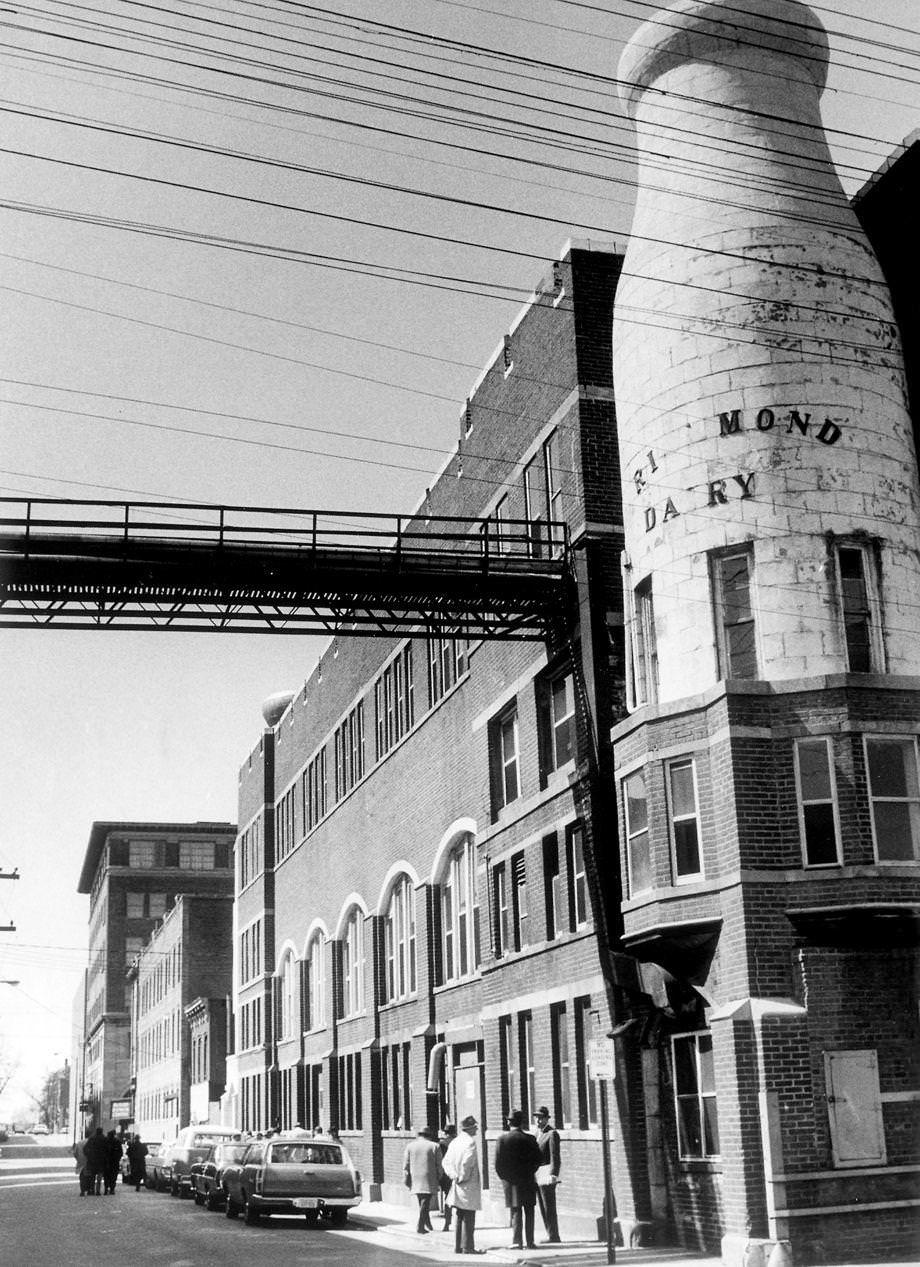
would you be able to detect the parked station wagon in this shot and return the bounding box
[222,1134,362,1225]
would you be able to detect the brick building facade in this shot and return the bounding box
[227,242,631,1236]
[76,820,235,1135]
[129,893,234,1142]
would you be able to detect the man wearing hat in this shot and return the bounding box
[442,1115,483,1254]
[494,1108,542,1250]
[534,1106,562,1243]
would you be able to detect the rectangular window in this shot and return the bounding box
[126,891,144,918]
[493,862,509,959]
[713,549,757,679]
[179,841,215,870]
[835,543,881,673]
[544,430,565,556]
[149,892,166,918]
[672,1031,719,1159]
[334,703,365,802]
[524,457,547,559]
[494,494,509,555]
[566,824,589,930]
[795,738,841,866]
[128,841,156,868]
[574,996,599,1128]
[624,772,652,895]
[491,707,520,813]
[428,634,468,706]
[521,1012,536,1121]
[551,1002,572,1127]
[668,758,703,880]
[633,577,658,706]
[865,736,920,861]
[500,1015,516,1121]
[542,833,562,941]
[539,667,576,779]
[511,852,527,951]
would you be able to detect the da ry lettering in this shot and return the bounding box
[644,473,755,532]
[717,406,843,445]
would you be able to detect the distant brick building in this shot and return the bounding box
[129,893,234,1142]
[76,821,235,1134]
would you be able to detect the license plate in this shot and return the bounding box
[293,1197,318,1209]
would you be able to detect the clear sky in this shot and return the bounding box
[0,0,917,1121]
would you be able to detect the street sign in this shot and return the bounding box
[110,1099,132,1120]
[590,1037,616,1081]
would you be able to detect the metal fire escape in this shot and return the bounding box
[0,498,574,640]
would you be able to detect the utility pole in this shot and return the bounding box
[0,867,18,932]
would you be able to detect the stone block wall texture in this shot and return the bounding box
[612,0,920,703]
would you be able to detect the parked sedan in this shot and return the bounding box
[145,1142,167,1191]
[222,1134,362,1226]
[192,1142,250,1210]
[160,1125,244,1197]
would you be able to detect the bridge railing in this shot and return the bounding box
[0,497,570,572]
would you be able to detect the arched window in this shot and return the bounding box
[383,876,417,1002]
[440,834,480,982]
[340,909,365,1018]
[305,933,325,1031]
[279,952,298,1040]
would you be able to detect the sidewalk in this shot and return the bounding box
[345,1199,722,1266]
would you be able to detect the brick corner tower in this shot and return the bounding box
[607,2,920,1264]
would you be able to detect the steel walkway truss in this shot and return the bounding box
[0,498,574,640]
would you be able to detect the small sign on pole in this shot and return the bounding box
[590,1037,616,1082]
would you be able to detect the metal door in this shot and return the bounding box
[824,1049,886,1167]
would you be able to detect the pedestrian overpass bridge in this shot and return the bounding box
[0,497,573,641]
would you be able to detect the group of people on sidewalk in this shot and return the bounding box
[403,1106,561,1255]
[72,1129,148,1195]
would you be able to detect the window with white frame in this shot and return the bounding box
[279,953,298,1040]
[668,758,703,881]
[566,823,589,929]
[551,1001,572,1127]
[540,667,575,776]
[440,834,480,982]
[712,548,757,679]
[524,455,547,559]
[865,736,920,861]
[672,1031,720,1159]
[624,770,652,894]
[428,633,468,706]
[490,705,520,814]
[129,841,157,868]
[521,1010,536,1120]
[383,875,417,1002]
[544,429,565,556]
[305,934,325,1030]
[494,494,509,555]
[794,738,841,866]
[632,577,658,706]
[340,909,365,1018]
[499,1014,517,1121]
[834,541,882,673]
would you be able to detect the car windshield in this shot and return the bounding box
[268,1142,343,1165]
[221,1145,249,1163]
[192,1133,239,1147]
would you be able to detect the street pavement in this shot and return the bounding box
[0,1151,915,1267]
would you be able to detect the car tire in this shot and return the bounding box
[169,1179,179,1197]
[205,1188,220,1212]
[224,1193,240,1219]
[193,1188,204,1206]
[303,1210,319,1228]
[329,1208,348,1227]
[243,1194,261,1225]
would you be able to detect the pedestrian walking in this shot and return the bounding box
[126,1134,148,1192]
[103,1129,122,1194]
[442,1114,483,1255]
[438,1123,457,1230]
[83,1127,106,1195]
[494,1108,541,1249]
[403,1125,443,1233]
[533,1106,562,1243]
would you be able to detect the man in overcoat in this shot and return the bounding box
[534,1105,562,1243]
[403,1125,443,1233]
[493,1108,542,1249]
[442,1114,483,1254]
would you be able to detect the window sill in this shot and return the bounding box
[378,993,419,1012]
[433,973,482,994]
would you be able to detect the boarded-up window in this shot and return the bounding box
[824,1049,886,1167]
